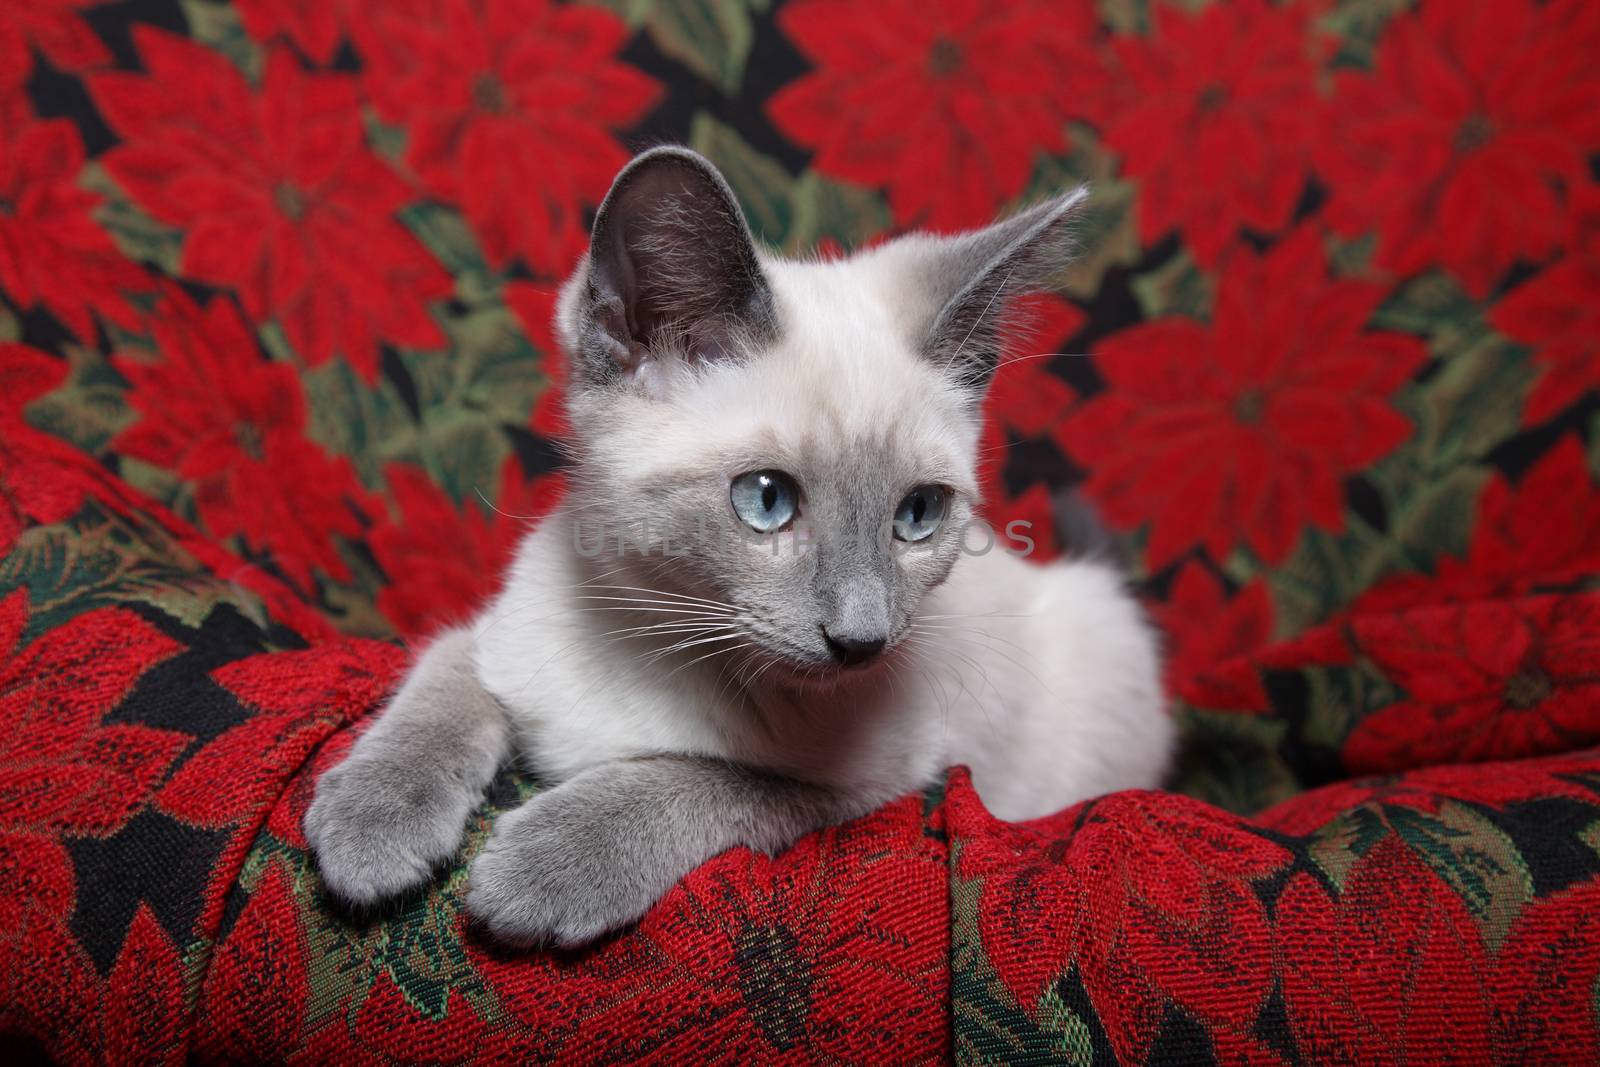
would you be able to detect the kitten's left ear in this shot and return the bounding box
[907,186,1090,395]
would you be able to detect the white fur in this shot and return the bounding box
[474,250,1172,822]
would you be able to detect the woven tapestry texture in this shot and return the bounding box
[2,0,1599,1062]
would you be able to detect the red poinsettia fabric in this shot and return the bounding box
[5,415,1596,1063]
[768,0,1106,231]
[1097,0,1326,267]
[1058,227,1429,569]
[0,418,386,1064]
[1316,0,1600,299]
[2,408,1600,1064]
[952,751,1600,1063]
[0,119,151,343]
[3,0,1600,1063]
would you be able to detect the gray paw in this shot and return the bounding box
[303,755,474,906]
[463,783,666,949]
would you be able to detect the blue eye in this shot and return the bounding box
[730,470,799,533]
[893,485,948,542]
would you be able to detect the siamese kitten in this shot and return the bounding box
[305,148,1171,947]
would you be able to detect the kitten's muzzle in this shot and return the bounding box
[821,627,886,667]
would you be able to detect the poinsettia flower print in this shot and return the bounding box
[769,0,1106,230]
[157,640,404,843]
[194,864,310,1063]
[367,457,564,638]
[0,589,188,838]
[1492,879,1600,1056]
[983,295,1086,445]
[112,287,367,593]
[355,0,658,274]
[1492,181,1600,422]
[89,32,451,381]
[0,344,66,426]
[235,0,352,64]
[471,796,945,1062]
[1317,0,1600,296]
[1060,227,1428,569]
[0,2,109,89]
[1101,0,1325,266]
[0,346,88,553]
[1278,837,1493,1062]
[956,784,1291,1064]
[1255,749,1600,836]
[1355,435,1600,614]
[1344,592,1600,774]
[103,905,189,1067]
[976,295,1086,561]
[0,118,150,341]
[0,896,101,1064]
[1436,437,1600,592]
[641,811,944,1062]
[1157,563,1274,712]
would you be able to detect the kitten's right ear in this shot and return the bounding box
[563,147,775,392]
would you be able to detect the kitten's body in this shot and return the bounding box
[480,509,1165,822]
[307,149,1171,945]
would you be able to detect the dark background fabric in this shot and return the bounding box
[3,0,1600,1063]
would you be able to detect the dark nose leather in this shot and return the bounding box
[823,629,886,666]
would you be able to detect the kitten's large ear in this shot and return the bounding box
[911,186,1089,394]
[567,146,775,390]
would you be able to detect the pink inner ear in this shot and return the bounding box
[633,358,673,401]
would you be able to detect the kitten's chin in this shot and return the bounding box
[756,648,895,695]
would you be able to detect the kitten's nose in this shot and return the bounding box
[823,628,886,666]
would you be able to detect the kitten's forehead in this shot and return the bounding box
[689,256,980,488]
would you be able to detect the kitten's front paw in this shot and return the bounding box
[303,756,473,907]
[463,786,663,949]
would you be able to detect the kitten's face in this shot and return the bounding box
[568,257,981,670]
[557,147,1084,674]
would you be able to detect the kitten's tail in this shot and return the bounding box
[1051,488,1120,566]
